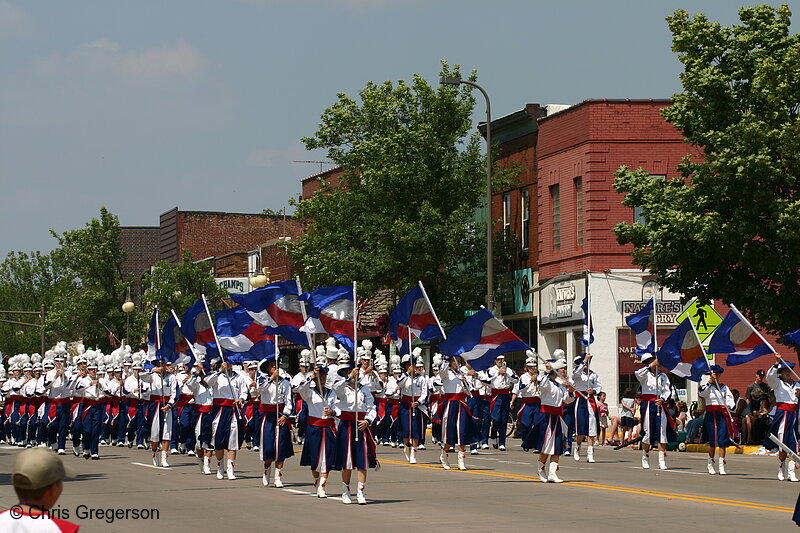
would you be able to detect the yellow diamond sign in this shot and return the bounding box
[675,298,723,343]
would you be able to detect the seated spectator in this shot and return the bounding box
[731,388,747,443]
[749,398,773,444]
[674,400,689,432]
[686,398,705,444]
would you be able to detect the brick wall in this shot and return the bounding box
[301,166,345,200]
[119,226,160,305]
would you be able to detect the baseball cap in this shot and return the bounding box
[13,448,76,490]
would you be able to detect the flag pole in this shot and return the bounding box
[295,277,323,393]
[585,273,592,373]
[202,294,242,418]
[155,306,161,352]
[418,281,447,340]
[409,326,414,421]
[729,304,800,382]
[688,318,737,429]
[353,281,359,443]
[169,309,201,364]
[274,334,280,481]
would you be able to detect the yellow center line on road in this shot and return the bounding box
[378,458,793,514]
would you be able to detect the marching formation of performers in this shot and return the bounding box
[2,339,800,503]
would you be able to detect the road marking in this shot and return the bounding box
[131,462,170,470]
[378,458,792,513]
[628,466,706,475]
[283,488,342,501]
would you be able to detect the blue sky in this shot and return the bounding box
[1,0,797,259]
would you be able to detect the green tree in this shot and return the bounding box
[143,250,229,319]
[47,207,131,350]
[292,62,498,324]
[613,4,800,335]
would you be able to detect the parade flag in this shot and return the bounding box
[656,318,707,382]
[438,309,531,372]
[157,312,191,364]
[581,291,594,347]
[298,285,356,353]
[146,307,160,359]
[389,282,445,355]
[625,297,656,356]
[215,305,278,363]
[180,300,217,357]
[230,280,309,347]
[709,305,775,366]
[784,328,800,347]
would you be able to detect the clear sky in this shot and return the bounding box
[1,0,797,259]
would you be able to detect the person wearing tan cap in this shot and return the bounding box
[0,447,79,532]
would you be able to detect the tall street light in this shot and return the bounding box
[440,76,494,312]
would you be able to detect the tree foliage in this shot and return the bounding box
[143,250,229,318]
[292,62,498,324]
[613,4,800,335]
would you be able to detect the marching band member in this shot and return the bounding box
[71,361,106,459]
[635,354,676,470]
[122,362,146,448]
[38,361,56,448]
[103,366,123,447]
[397,357,428,464]
[205,358,248,480]
[257,358,294,488]
[2,366,21,445]
[438,354,480,471]
[383,360,403,447]
[0,374,7,444]
[513,352,541,449]
[764,355,800,481]
[296,363,337,498]
[571,353,602,463]
[116,359,133,446]
[484,354,518,451]
[173,363,196,455]
[139,361,178,468]
[18,363,35,448]
[698,365,735,475]
[428,357,444,446]
[331,359,378,505]
[185,358,214,474]
[291,351,313,445]
[525,357,575,483]
[371,363,390,445]
[242,361,260,451]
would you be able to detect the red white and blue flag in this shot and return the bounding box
[580,291,594,347]
[215,305,278,363]
[180,300,217,358]
[230,279,309,347]
[157,312,191,365]
[147,307,160,359]
[625,297,656,356]
[438,309,531,372]
[709,305,774,366]
[298,285,356,353]
[389,283,444,355]
[656,318,707,382]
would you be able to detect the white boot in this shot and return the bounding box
[226,461,236,480]
[707,457,716,475]
[341,483,352,504]
[274,468,284,487]
[356,482,366,505]
[587,446,595,463]
[718,458,727,475]
[573,443,581,461]
[658,451,667,470]
[403,445,410,462]
[262,470,269,487]
[458,451,467,471]
[547,461,563,483]
[152,452,159,468]
[202,456,211,475]
[197,453,204,473]
[641,451,650,469]
[789,461,799,482]
[440,450,450,470]
[317,478,327,498]
[409,447,417,464]
[537,461,548,483]
[216,459,225,480]
[779,461,787,481]
[161,450,169,468]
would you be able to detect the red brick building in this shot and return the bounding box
[119,226,161,305]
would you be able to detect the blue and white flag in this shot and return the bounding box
[625,297,655,356]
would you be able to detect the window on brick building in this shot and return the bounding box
[502,193,511,239]
[550,184,560,251]
[520,188,530,251]
[575,177,584,246]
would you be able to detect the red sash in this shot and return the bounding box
[640,394,676,429]
[213,398,237,407]
[195,404,212,413]
[150,395,170,404]
[308,416,335,428]
[294,393,304,416]
[386,398,400,419]
[258,403,286,414]
[376,397,387,419]
[401,395,421,403]
[705,404,735,436]
[81,399,102,421]
[338,411,367,421]
[776,402,798,411]
[541,404,564,416]
[47,398,70,420]
[489,388,511,413]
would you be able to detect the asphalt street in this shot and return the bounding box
[1,441,798,532]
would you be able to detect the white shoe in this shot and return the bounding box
[57,449,66,455]
[202,458,212,475]
[440,451,450,470]
[100,440,107,445]
[216,461,225,480]
[789,461,799,482]
[170,447,179,454]
[641,452,650,469]
[573,446,581,461]
[470,449,479,455]
[418,444,426,450]
[161,451,170,468]
[537,461,548,483]
[187,450,196,457]
[481,443,489,449]
[252,446,259,452]
[499,444,506,451]
[779,461,787,481]
[658,451,667,470]
[409,448,417,464]
[226,462,236,480]
[341,483,352,504]
[547,462,563,483]
[391,442,397,448]
[152,453,160,468]
[317,480,327,498]
[262,472,269,486]
[37,443,46,448]
[73,446,80,457]
[458,451,467,471]
[356,490,366,505]
[718,459,727,475]
[403,445,410,462]
[274,469,284,488]
[587,446,595,463]
[91,454,99,460]
[707,457,716,475]
[137,444,145,449]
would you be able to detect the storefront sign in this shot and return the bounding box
[513,268,532,313]
[215,277,250,295]
[620,300,682,326]
[540,277,586,328]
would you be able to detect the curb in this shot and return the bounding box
[684,444,762,455]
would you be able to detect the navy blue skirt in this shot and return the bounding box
[259,411,295,462]
[300,424,336,473]
[440,399,481,447]
[703,410,733,448]
[398,401,425,440]
[332,419,377,470]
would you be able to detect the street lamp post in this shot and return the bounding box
[440,76,494,312]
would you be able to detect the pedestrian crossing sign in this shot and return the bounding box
[675,298,723,343]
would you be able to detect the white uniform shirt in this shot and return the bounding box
[44,368,72,400]
[332,378,377,423]
[634,366,672,400]
[698,382,735,408]
[484,364,519,391]
[515,372,541,399]
[438,361,470,395]
[538,373,573,408]
[571,363,602,394]
[139,371,177,404]
[296,377,337,419]
[257,375,293,417]
[205,370,248,401]
[766,364,800,405]
[185,374,213,407]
